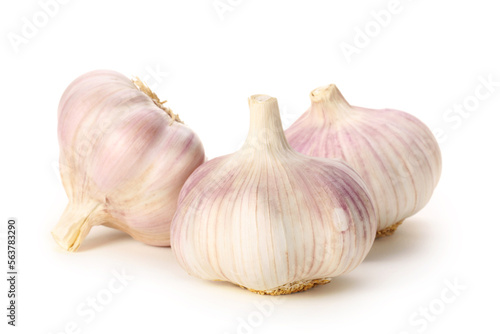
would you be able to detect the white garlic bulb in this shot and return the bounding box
[285,85,442,237]
[171,95,376,295]
[52,70,205,251]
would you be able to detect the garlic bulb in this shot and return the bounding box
[171,94,376,295]
[285,85,442,237]
[52,70,205,251]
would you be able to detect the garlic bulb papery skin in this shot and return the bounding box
[285,85,442,238]
[171,95,376,295]
[52,70,205,251]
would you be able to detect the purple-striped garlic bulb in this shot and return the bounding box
[171,94,376,295]
[52,70,205,251]
[285,84,442,237]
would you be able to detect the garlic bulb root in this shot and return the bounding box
[376,220,404,238]
[241,278,332,296]
[132,77,182,124]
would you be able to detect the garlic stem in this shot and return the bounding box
[51,200,105,252]
[243,94,291,152]
[309,84,351,122]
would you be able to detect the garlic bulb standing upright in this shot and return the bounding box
[171,95,376,295]
[52,70,205,251]
[285,85,442,237]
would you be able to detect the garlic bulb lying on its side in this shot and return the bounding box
[285,85,442,237]
[52,70,205,251]
[171,95,376,295]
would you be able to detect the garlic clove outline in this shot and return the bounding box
[285,84,442,237]
[171,94,377,295]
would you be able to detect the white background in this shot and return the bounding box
[1,0,499,333]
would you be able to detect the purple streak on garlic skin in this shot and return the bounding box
[285,85,442,233]
[171,94,376,293]
[53,70,205,251]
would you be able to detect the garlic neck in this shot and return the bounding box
[309,84,352,123]
[243,94,292,153]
